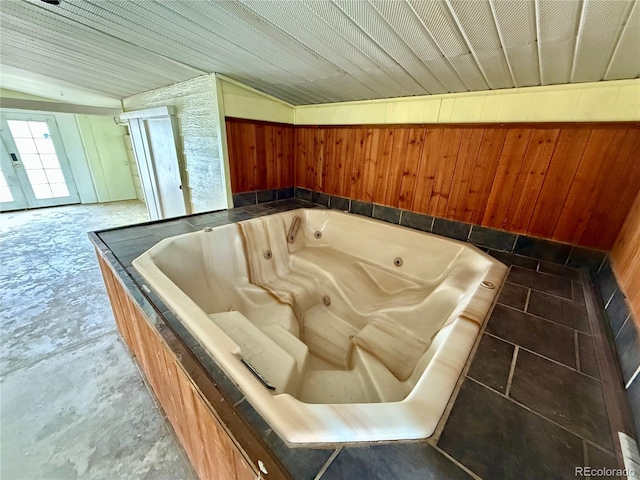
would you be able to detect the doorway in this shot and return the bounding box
[0,112,80,211]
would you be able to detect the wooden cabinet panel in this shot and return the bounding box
[97,254,262,480]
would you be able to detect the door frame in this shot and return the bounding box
[0,111,81,209]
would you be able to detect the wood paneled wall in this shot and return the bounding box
[611,191,640,322]
[294,124,640,250]
[225,118,640,250]
[226,118,294,193]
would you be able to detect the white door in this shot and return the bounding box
[121,106,189,220]
[0,113,80,209]
[145,117,186,218]
[0,137,29,211]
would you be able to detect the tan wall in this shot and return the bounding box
[294,79,640,125]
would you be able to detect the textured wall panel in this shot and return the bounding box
[123,76,226,213]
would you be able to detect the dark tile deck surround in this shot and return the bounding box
[91,194,639,480]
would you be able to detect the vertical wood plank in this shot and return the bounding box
[552,128,627,244]
[323,128,337,194]
[362,128,380,203]
[611,191,640,321]
[503,128,560,233]
[446,129,484,221]
[463,128,507,224]
[373,129,395,204]
[412,128,442,214]
[527,129,592,238]
[349,128,369,200]
[332,129,350,196]
[340,129,357,198]
[306,128,316,190]
[580,129,640,249]
[482,129,533,229]
[255,124,267,191]
[398,128,426,211]
[294,127,307,189]
[314,128,325,192]
[430,129,463,218]
[384,128,410,207]
[266,125,278,190]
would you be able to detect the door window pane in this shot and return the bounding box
[45,169,65,184]
[14,138,38,154]
[40,154,60,169]
[0,171,13,202]
[32,184,53,199]
[21,154,43,169]
[34,138,55,154]
[0,187,13,203]
[50,183,70,198]
[26,169,48,185]
[28,121,50,138]
[7,120,31,138]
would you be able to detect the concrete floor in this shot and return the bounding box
[0,201,197,480]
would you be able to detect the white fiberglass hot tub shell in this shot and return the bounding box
[133,209,507,444]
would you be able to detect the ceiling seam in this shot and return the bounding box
[602,0,637,80]
[534,0,545,85]
[404,0,472,92]
[366,1,451,93]
[182,2,340,103]
[203,2,349,103]
[160,1,335,104]
[487,0,518,88]
[330,0,429,94]
[75,0,321,104]
[569,0,587,83]
[299,0,416,97]
[441,0,494,90]
[234,0,382,99]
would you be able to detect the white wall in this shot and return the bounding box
[54,114,98,204]
[76,115,136,203]
[123,75,226,213]
[123,134,144,202]
[295,79,640,125]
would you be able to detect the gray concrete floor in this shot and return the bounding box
[0,201,197,480]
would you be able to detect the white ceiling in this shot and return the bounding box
[1,0,638,106]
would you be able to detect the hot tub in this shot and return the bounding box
[132,208,507,444]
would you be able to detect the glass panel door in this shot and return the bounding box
[0,113,80,208]
[0,137,28,211]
